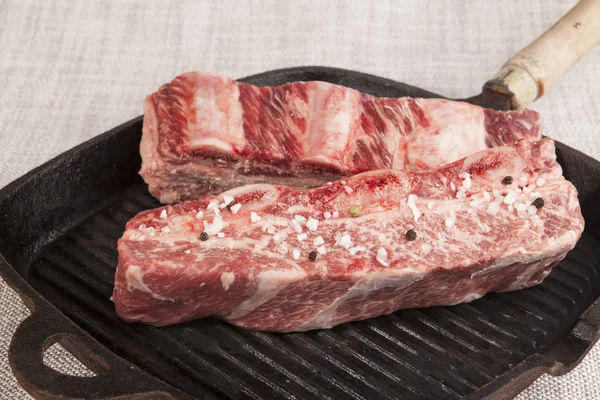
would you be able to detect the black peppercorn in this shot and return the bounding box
[308,251,317,261]
[405,229,417,241]
[502,176,513,185]
[532,197,545,209]
[200,232,209,241]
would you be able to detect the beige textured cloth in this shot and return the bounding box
[1,1,599,398]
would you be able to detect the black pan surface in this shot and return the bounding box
[2,67,600,400]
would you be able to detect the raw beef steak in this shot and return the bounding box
[141,72,542,203]
[114,138,584,332]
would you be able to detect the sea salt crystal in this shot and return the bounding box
[503,192,517,205]
[278,243,289,255]
[161,226,170,233]
[217,232,225,238]
[294,215,306,223]
[317,245,327,255]
[450,182,456,191]
[230,203,242,214]
[267,225,276,234]
[297,233,308,241]
[456,189,467,201]
[250,212,261,223]
[306,217,319,231]
[291,219,302,233]
[160,210,168,219]
[195,211,204,219]
[527,205,538,215]
[313,236,325,246]
[344,186,353,194]
[292,249,300,260]
[185,249,191,254]
[483,191,491,201]
[376,247,389,267]
[223,195,234,205]
[444,217,455,228]
[338,234,352,249]
[332,211,339,218]
[323,211,332,220]
[516,203,528,213]
[138,224,146,231]
[536,178,546,187]
[348,245,366,255]
[273,234,281,242]
[407,194,421,221]
[427,201,434,210]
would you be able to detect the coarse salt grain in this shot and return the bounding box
[536,178,546,187]
[444,217,455,228]
[230,203,242,214]
[407,194,421,221]
[503,192,517,205]
[487,201,500,215]
[338,234,352,249]
[160,210,167,219]
[427,201,434,210]
[292,249,300,260]
[479,223,491,233]
[195,211,204,219]
[323,211,332,220]
[376,247,389,267]
[450,182,456,191]
[459,172,472,189]
[527,205,538,215]
[344,186,353,194]
[161,226,170,233]
[185,249,191,254]
[306,217,319,231]
[138,224,146,231]
[273,234,281,242]
[332,211,339,218]
[341,180,347,185]
[267,225,276,234]
[203,213,224,236]
[278,243,289,255]
[516,203,527,213]
[313,236,325,246]
[523,185,533,193]
[207,200,219,210]
[508,204,514,213]
[327,182,332,186]
[223,195,234,205]
[294,215,306,223]
[297,233,308,241]
[291,219,302,233]
[317,245,327,255]
[217,232,225,238]
[348,245,366,255]
[483,191,491,201]
[456,189,466,201]
[250,212,261,223]
[219,203,227,209]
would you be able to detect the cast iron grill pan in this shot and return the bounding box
[2,67,600,400]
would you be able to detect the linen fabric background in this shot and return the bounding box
[1,1,599,398]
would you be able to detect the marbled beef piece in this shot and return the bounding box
[114,139,583,332]
[140,72,542,203]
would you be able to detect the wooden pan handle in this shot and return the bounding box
[487,0,600,109]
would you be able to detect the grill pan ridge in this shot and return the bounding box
[1,67,600,399]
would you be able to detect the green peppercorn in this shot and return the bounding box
[200,232,209,241]
[502,176,513,185]
[308,251,317,261]
[532,197,545,209]
[349,205,362,217]
[405,229,417,241]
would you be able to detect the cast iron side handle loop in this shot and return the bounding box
[9,303,175,400]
